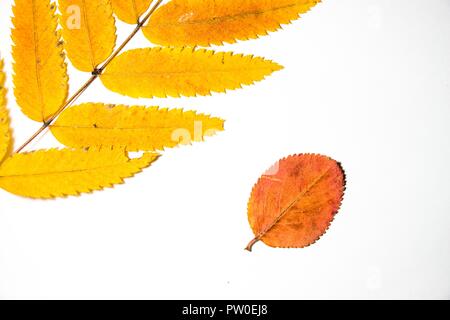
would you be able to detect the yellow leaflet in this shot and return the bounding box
[51,103,225,151]
[144,0,321,46]
[100,47,283,98]
[111,0,153,24]
[0,59,11,162]
[59,0,117,72]
[0,148,159,199]
[12,0,68,122]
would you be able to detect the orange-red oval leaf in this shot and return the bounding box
[246,154,346,251]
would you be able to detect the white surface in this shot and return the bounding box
[0,0,449,300]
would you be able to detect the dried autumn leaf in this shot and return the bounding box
[51,103,225,151]
[111,0,154,24]
[0,148,159,199]
[144,0,321,47]
[0,59,11,162]
[100,47,283,98]
[12,0,68,122]
[246,154,345,251]
[59,0,117,72]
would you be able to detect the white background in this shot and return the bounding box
[0,0,449,299]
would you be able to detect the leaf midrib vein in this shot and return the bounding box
[0,162,128,178]
[31,0,45,121]
[51,124,201,130]
[104,67,275,76]
[81,0,96,69]
[160,2,304,26]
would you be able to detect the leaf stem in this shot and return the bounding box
[14,0,163,153]
[245,237,260,252]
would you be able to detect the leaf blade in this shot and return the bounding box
[144,0,321,46]
[0,59,12,162]
[247,154,346,251]
[0,148,159,199]
[100,47,283,98]
[12,0,69,122]
[59,0,117,72]
[111,0,153,24]
[51,103,225,151]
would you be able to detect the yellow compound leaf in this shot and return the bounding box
[111,0,153,24]
[51,103,225,151]
[144,0,321,47]
[0,59,12,163]
[11,0,69,122]
[100,47,283,98]
[0,148,159,199]
[59,0,117,72]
